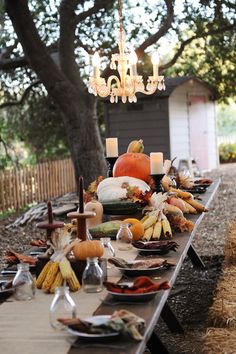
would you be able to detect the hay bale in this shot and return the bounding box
[204,328,236,354]
[208,297,236,328]
[225,221,236,264]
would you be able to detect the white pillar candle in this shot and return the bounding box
[92,52,100,78]
[129,50,138,76]
[106,138,118,157]
[150,152,164,174]
[151,52,159,79]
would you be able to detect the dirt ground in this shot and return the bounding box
[0,163,235,353]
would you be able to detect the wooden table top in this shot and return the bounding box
[68,179,220,354]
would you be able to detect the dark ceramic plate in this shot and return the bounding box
[67,315,119,339]
[107,288,159,302]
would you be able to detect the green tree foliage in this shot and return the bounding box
[0,0,235,172]
[217,99,236,136]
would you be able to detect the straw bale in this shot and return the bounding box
[208,297,236,328]
[204,328,236,354]
[224,221,236,264]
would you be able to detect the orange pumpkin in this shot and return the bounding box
[73,240,104,261]
[123,218,144,241]
[113,153,151,182]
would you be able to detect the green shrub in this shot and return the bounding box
[219,142,236,163]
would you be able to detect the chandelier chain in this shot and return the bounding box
[118,0,123,33]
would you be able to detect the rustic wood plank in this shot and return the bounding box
[68,180,220,354]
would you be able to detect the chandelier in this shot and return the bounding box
[88,0,165,103]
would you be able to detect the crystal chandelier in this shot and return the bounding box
[88,0,166,103]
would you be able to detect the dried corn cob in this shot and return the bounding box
[140,214,149,223]
[185,198,208,212]
[142,215,158,229]
[143,226,154,241]
[50,270,64,293]
[169,187,192,200]
[164,203,183,217]
[42,261,60,292]
[36,261,52,289]
[182,200,197,214]
[162,218,172,238]
[152,221,162,240]
[67,269,80,292]
[59,257,73,280]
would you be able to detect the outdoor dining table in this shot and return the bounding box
[0,180,220,354]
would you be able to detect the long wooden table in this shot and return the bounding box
[69,180,220,354]
[0,180,220,354]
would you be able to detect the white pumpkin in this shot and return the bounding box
[97,176,150,203]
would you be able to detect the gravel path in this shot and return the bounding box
[193,163,236,256]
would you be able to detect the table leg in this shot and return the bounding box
[161,302,184,333]
[147,332,170,354]
[187,244,205,269]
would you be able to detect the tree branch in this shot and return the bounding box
[59,0,85,90]
[0,56,28,70]
[136,0,174,57]
[76,0,115,23]
[0,80,40,109]
[160,23,236,72]
[4,0,79,113]
[0,135,13,163]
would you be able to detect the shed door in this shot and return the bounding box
[188,95,208,170]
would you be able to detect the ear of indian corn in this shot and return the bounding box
[140,214,149,223]
[50,270,64,293]
[142,215,158,229]
[143,226,154,241]
[67,270,80,292]
[164,203,183,217]
[59,257,73,280]
[36,261,52,289]
[182,200,197,214]
[169,187,192,199]
[185,198,207,212]
[42,261,59,292]
[162,219,172,238]
[152,221,162,239]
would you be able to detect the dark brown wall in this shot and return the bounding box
[104,96,171,159]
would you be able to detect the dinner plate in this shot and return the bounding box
[107,289,159,302]
[133,247,171,256]
[117,261,165,276]
[67,315,119,339]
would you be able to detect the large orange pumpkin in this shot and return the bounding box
[113,153,150,182]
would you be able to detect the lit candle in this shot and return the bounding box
[92,52,100,78]
[79,176,84,213]
[151,52,159,79]
[129,49,138,76]
[150,152,164,174]
[106,138,118,157]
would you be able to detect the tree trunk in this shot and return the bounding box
[5,0,107,187]
[60,92,107,186]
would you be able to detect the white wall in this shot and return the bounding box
[168,80,218,170]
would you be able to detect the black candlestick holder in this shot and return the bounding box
[150,173,165,193]
[106,157,118,177]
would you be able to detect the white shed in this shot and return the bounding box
[104,76,219,171]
